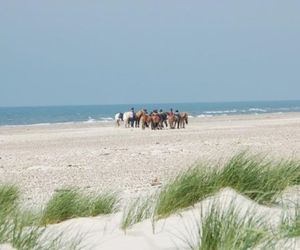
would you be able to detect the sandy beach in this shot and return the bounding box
[0,112,300,208]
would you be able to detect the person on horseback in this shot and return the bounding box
[174,110,181,129]
[159,109,163,117]
[150,109,157,116]
[168,108,174,116]
[129,107,135,128]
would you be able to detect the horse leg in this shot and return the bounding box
[159,121,163,129]
[134,118,137,128]
[136,117,141,128]
[169,120,173,129]
[141,120,145,130]
[137,118,140,128]
[127,119,130,128]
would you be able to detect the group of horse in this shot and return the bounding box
[115,110,188,130]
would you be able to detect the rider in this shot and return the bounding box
[129,107,135,127]
[158,109,163,120]
[151,109,158,115]
[159,109,164,116]
[175,110,180,119]
[168,108,174,116]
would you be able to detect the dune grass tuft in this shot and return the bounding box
[186,203,271,250]
[0,213,82,250]
[121,195,155,231]
[1,214,44,250]
[155,166,219,218]
[41,188,118,224]
[218,152,300,204]
[280,204,300,238]
[0,185,19,217]
[155,152,300,218]
[0,185,45,250]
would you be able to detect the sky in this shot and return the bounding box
[0,1,300,107]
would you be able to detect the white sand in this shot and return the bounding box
[1,112,300,249]
[38,188,300,250]
[0,112,300,207]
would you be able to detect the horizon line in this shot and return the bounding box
[1,99,300,109]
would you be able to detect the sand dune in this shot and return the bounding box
[34,187,299,250]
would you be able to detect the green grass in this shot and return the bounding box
[41,188,118,224]
[155,166,219,218]
[0,214,44,250]
[121,195,155,232]
[0,185,99,249]
[218,153,300,204]
[185,203,271,250]
[280,203,300,238]
[155,152,300,218]
[0,185,46,249]
[0,214,82,250]
[0,185,19,217]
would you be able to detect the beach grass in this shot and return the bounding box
[121,195,155,232]
[0,185,19,217]
[0,214,44,250]
[185,203,271,250]
[218,152,300,204]
[0,215,82,250]
[0,185,45,249]
[41,188,118,224]
[155,152,300,218]
[155,166,219,218]
[280,204,300,238]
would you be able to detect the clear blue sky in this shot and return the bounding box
[1,1,299,107]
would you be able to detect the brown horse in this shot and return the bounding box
[178,112,189,128]
[168,114,176,129]
[135,110,145,128]
[140,113,151,129]
[172,112,189,129]
[151,113,161,130]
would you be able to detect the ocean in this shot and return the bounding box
[0,100,300,126]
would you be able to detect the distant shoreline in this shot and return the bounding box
[1,111,300,129]
[1,100,300,127]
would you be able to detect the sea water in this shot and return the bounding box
[0,100,300,126]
